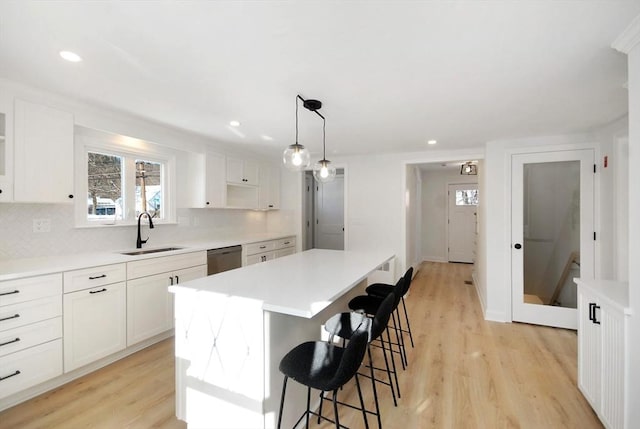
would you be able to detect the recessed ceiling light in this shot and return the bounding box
[261,135,273,141]
[229,120,240,127]
[59,50,82,62]
[427,140,437,145]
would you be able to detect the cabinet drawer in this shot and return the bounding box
[275,248,295,259]
[0,339,63,400]
[63,263,126,293]
[244,241,277,256]
[246,252,276,266]
[276,237,296,250]
[0,317,62,357]
[0,295,62,332]
[0,274,62,307]
[127,251,207,280]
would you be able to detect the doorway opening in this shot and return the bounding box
[303,169,345,250]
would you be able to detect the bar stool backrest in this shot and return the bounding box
[328,318,371,390]
[370,292,396,341]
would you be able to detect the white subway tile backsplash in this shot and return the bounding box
[0,204,268,260]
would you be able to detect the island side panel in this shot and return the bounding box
[174,288,266,428]
[263,278,369,429]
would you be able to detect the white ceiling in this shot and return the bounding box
[0,2,638,157]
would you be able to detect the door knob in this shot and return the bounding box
[514,243,522,249]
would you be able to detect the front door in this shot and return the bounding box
[448,183,478,263]
[511,149,594,329]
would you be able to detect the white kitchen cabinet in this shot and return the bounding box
[227,157,259,186]
[205,152,227,208]
[576,279,629,429]
[63,281,126,372]
[258,163,281,210]
[243,236,296,266]
[127,252,206,346]
[13,99,74,203]
[0,273,63,398]
[0,108,13,202]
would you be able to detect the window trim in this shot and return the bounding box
[74,130,176,227]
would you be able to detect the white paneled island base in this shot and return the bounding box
[170,249,395,429]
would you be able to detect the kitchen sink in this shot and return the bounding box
[120,247,184,256]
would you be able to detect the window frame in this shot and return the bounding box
[74,130,176,227]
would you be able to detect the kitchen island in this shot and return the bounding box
[170,248,395,429]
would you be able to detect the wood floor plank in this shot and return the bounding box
[0,261,602,429]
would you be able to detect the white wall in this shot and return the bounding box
[613,17,640,424]
[420,167,478,262]
[405,165,420,270]
[0,79,281,260]
[475,160,487,313]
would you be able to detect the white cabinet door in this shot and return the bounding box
[14,99,75,203]
[205,152,226,208]
[259,164,281,210]
[127,273,173,346]
[0,108,13,202]
[63,282,126,372]
[578,289,601,410]
[227,157,259,186]
[174,265,207,286]
[600,305,625,429]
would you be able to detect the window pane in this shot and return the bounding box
[135,160,162,220]
[87,152,123,220]
[455,189,478,206]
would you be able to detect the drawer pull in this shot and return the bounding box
[0,314,20,322]
[175,275,179,284]
[0,370,21,381]
[284,241,290,245]
[259,246,267,249]
[0,290,19,297]
[0,337,20,347]
[89,288,107,294]
[88,274,107,280]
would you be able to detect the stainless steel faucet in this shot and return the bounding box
[136,211,155,248]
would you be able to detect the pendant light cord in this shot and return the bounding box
[295,96,299,145]
[322,117,327,161]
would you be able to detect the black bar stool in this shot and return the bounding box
[366,267,415,348]
[348,277,408,371]
[277,317,371,429]
[324,292,398,429]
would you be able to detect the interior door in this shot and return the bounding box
[314,174,344,250]
[448,183,478,263]
[304,174,314,250]
[511,149,594,329]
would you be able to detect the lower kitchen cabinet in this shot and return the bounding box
[127,256,206,346]
[63,282,126,372]
[242,236,296,266]
[576,278,630,429]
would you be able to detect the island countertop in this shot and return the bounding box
[169,248,395,318]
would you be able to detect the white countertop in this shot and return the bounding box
[0,232,295,282]
[574,278,631,315]
[169,248,395,318]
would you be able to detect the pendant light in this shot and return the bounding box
[312,116,336,183]
[283,96,311,171]
[460,161,477,175]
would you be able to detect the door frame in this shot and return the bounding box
[510,148,595,329]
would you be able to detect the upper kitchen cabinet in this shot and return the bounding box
[258,163,281,210]
[226,157,259,186]
[14,99,74,203]
[0,109,13,202]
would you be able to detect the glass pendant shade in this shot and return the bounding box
[283,143,311,171]
[313,159,336,183]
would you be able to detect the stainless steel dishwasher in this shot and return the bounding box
[207,245,242,275]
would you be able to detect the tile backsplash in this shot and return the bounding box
[0,203,269,260]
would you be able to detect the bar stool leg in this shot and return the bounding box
[317,391,324,424]
[379,334,397,407]
[401,296,414,348]
[277,376,288,429]
[390,312,406,370]
[386,327,401,399]
[305,386,311,429]
[355,373,370,429]
[367,345,383,428]
[332,389,340,429]
[394,309,408,367]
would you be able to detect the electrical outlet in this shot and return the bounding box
[33,218,51,233]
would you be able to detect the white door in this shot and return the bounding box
[511,149,594,329]
[314,175,344,250]
[448,184,478,263]
[304,174,314,250]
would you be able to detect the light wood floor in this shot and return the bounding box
[0,262,601,429]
